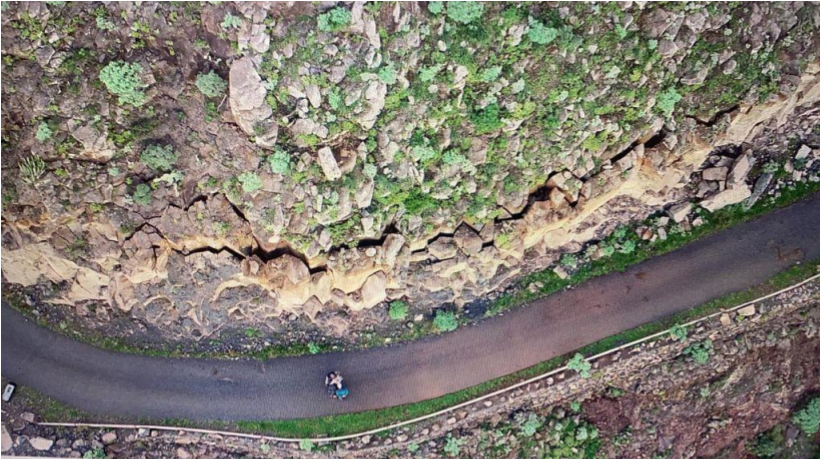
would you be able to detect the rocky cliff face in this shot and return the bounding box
[2,2,819,338]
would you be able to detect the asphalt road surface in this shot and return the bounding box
[3,193,820,421]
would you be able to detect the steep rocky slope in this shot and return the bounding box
[2,2,819,340]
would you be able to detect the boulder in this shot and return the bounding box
[317,147,342,181]
[702,167,728,182]
[428,237,458,261]
[667,202,692,223]
[737,305,756,317]
[355,271,387,310]
[700,185,751,212]
[101,432,117,444]
[1,424,11,453]
[356,80,387,129]
[29,437,53,451]
[229,57,277,147]
[453,225,483,255]
[728,153,754,184]
[305,84,321,108]
[795,145,812,160]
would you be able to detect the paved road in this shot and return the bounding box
[3,193,820,422]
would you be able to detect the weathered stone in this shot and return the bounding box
[29,437,54,451]
[700,185,751,212]
[305,84,321,109]
[719,313,732,326]
[737,305,756,317]
[1,425,11,453]
[229,57,277,147]
[317,147,342,181]
[667,202,692,223]
[101,432,117,444]
[795,145,812,160]
[728,154,754,184]
[702,167,728,182]
[454,225,483,255]
[428,237,458,261]
[657,39,679,57]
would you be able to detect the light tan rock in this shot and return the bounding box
[700,185,751,212]
[453,225,483,255]
[29,437,53,451]
[667,202,692,223]
[737,305,756,317]
[702,166,728,182]
[1,424,12,453]
[428,237,458,261]
[728,154,754,184]
[720,313,732,326]
[317,147,342,181]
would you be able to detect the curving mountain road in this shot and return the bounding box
[3,193,820,422]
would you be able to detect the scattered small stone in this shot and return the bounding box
[737,305,756,317]
[101,432,117,444]
[720,313,732,326]
[29,437,54,451]
[795,145,812,160]
[1,425,12,453]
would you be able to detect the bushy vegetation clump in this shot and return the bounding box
[445,2,485,24]
[792,397,820,436]
[317,7,351,32]
[388,300,409,321]
[140,145,179,172]
[99,61,148,107]
[195,71,227,98]
[434,310,458,332]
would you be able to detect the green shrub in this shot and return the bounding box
[683,340,713,364]
[479,65,502,83]
[655,87,682,118]
[428,1,443,14]
[35,122,53,142]
[83,449,106,459]
[761,162,780,174]
[378,64,398,85]
[411,145,437,163]
[238,172,262,193]
[221,12,241,30]
[195,71,227,98]
[471,103,503,134]
[132,183,152,206]
[528,18,558,45]
[669,324,688,342]
[268,150,290,174]
[560,253,579,269]
[19,155,46,184]
[434,310,458,332]
[419,64,443,82]
[388,300,409,321]
[749,428,782,457]
[567,353,591,378]
[619,239,637,254]
[363,163,378,179]
[442,435,462,457]
[317,7,351,32]
[307,342,321,355]
[140,144,179,172]
[517,412,543,437]
[299,439,314,452]
[99,61,148,107]
[792,397,820,436]
[446,2,484,25]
